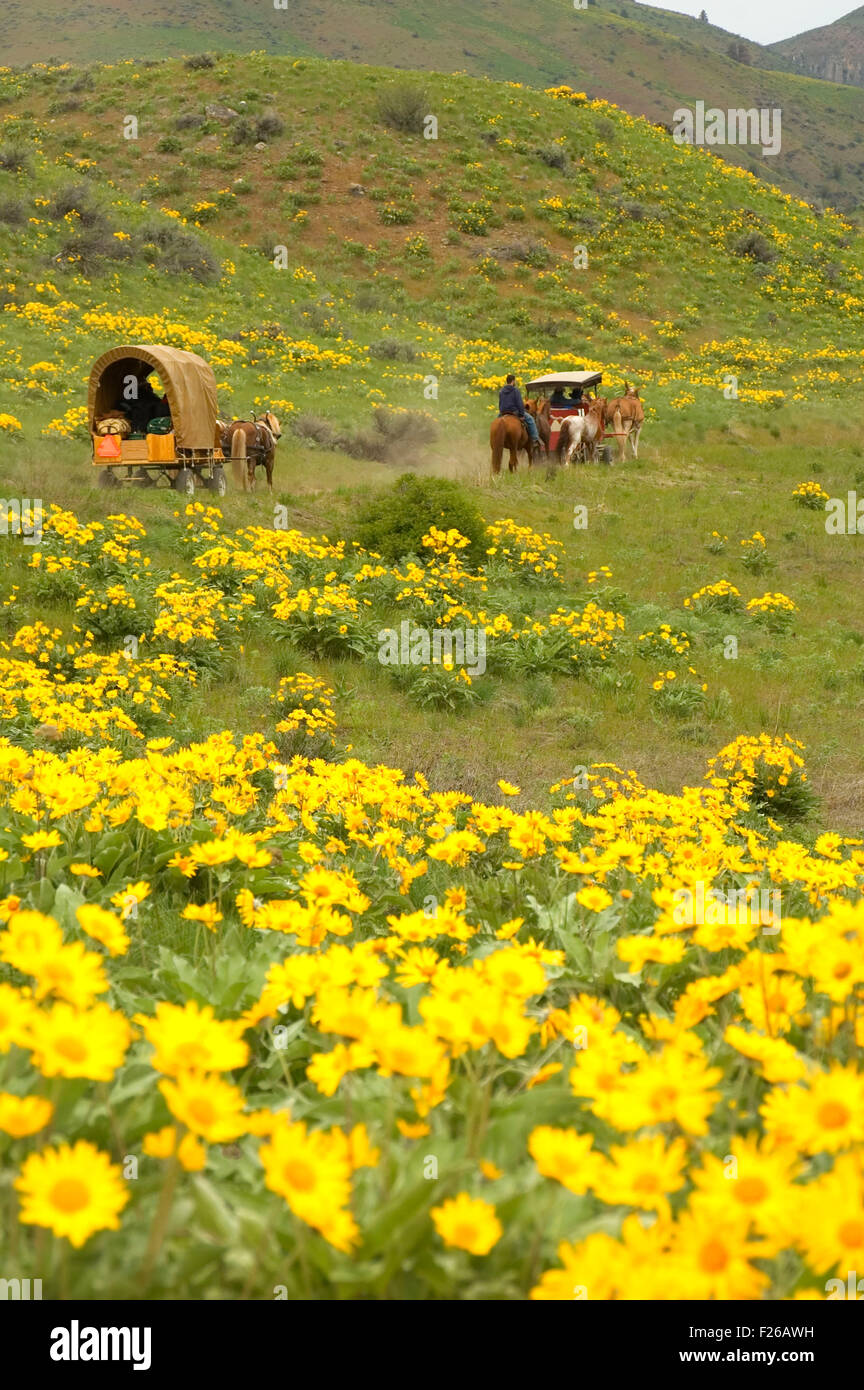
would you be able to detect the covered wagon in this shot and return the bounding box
[88,344,226,494]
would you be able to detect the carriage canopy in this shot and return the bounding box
[524,371,603,392]
[87,344,219,450]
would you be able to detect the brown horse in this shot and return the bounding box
[604,384,644,462]
[490,414,533,474]
[582,397,608,461]
[525,398,551,457]
[220,411,282,492]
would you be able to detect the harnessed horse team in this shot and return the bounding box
[489,379,645,474]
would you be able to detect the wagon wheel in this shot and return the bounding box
[97,469,120,489]
[206,465,227,497]
[173,468,195,495]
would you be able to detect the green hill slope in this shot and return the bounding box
[2,53,863,443]
[3,55,864,827]
[2,0,864,208]
[1,51,862,456]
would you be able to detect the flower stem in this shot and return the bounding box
[138,1154,181,1292]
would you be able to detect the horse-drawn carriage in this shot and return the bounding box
[89,344,226,495]
[524,370,612,460]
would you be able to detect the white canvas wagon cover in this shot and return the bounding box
[524,371,603,391]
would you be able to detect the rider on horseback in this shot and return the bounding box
[498,375,541,456]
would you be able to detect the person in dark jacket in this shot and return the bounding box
[117,376,168,434]
[498,374,540,447]
[550,387,570,408]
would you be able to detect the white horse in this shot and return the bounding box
[557,414,590,467]
[557,400,606,466]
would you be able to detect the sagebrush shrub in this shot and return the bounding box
[0,141,30,172]
[369,338,418,362]
[733,229,777,263]
[139,220,220,282]
[535,144,568,171]
[354,473,486,563]
[0,198,25,225]
[375,83,429,134]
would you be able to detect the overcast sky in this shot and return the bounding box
[638,1,857,45]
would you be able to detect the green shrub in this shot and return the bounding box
[305,300,342,337]
[0,197,25,225]
[404,233,430,259]
[375,83,429,134]
[396,660,483,711]
[369,338,418,362]
[296,144,325,167]
[451,201,491,236]
[0,141,30,172]
[354,473,486,564]
[378,202,416,225]
[653,679,708,721]
[535,144,568,172]
[139,219,220,282]
[47,185,101,226]
[733,229,778,264]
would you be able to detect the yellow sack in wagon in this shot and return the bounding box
[147,432,175,461]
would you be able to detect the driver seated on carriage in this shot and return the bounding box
[113,375,170,436]
[550,384,584,410]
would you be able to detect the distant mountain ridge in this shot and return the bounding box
[772,6,864,90]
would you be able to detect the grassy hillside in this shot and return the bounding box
[2,56,864,829]
[2,1,864,208]
[1,0,796,71]
[3,53,863,406]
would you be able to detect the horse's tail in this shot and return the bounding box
[490,419,505,475]
[556,417,573,464]
[613,407,625,461]
[230,427,247,490]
